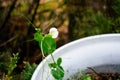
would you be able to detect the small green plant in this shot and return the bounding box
[67,70,92,80]
[34,27,64,80]
[21,62,37,80]
[0,52,11,75]
[8,53,19,76]
[2,53,19,80]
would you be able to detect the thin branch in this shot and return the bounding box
[26,0,34,15]
[27,0,40,34]
[0,0,17,30]
[87,67,99,75]
[0,35,18,47]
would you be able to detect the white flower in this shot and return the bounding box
[49,27,59,38]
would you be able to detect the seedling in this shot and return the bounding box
[34,27,64,80]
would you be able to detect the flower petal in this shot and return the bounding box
[49,27,59,38]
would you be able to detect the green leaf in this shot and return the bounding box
[41,35,56,54]
[48,63,56,68]
[83,75,91,80]
[51,66,64,80]
[57,58,62,66]
[21,62,37,80]
[34,28,43,43]
[8,53,19,75]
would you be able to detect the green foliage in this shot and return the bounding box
[21,62,37,80]
[34,28,56,54]
[0,53,19,80]
[8,53,19,75]
[68,1,120,41]
[94,11,111,28]
[112,17,120,33]
[3,0,120,80]
[50,65,64,80]
[0,52,11,74]
[67,71,92,80]
[41,35,56,54]
[83,75,91,80]
[34,28,64,80]
[49,58,64,80]
[34,28,43,43]
[57,57,62,66]
[71,9,113,39]
[112,0,120,16]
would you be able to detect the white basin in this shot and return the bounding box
[31,34,120,80]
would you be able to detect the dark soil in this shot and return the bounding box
[90,72,120,80]
[87,67,120,80]
[68,65,120,80]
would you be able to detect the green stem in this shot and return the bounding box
[50,54,65,75]
[40,38,45,58]
[50,53,56,64]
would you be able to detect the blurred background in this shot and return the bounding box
[0,0,120,79]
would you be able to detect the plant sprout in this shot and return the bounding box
[34,27,64,80]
